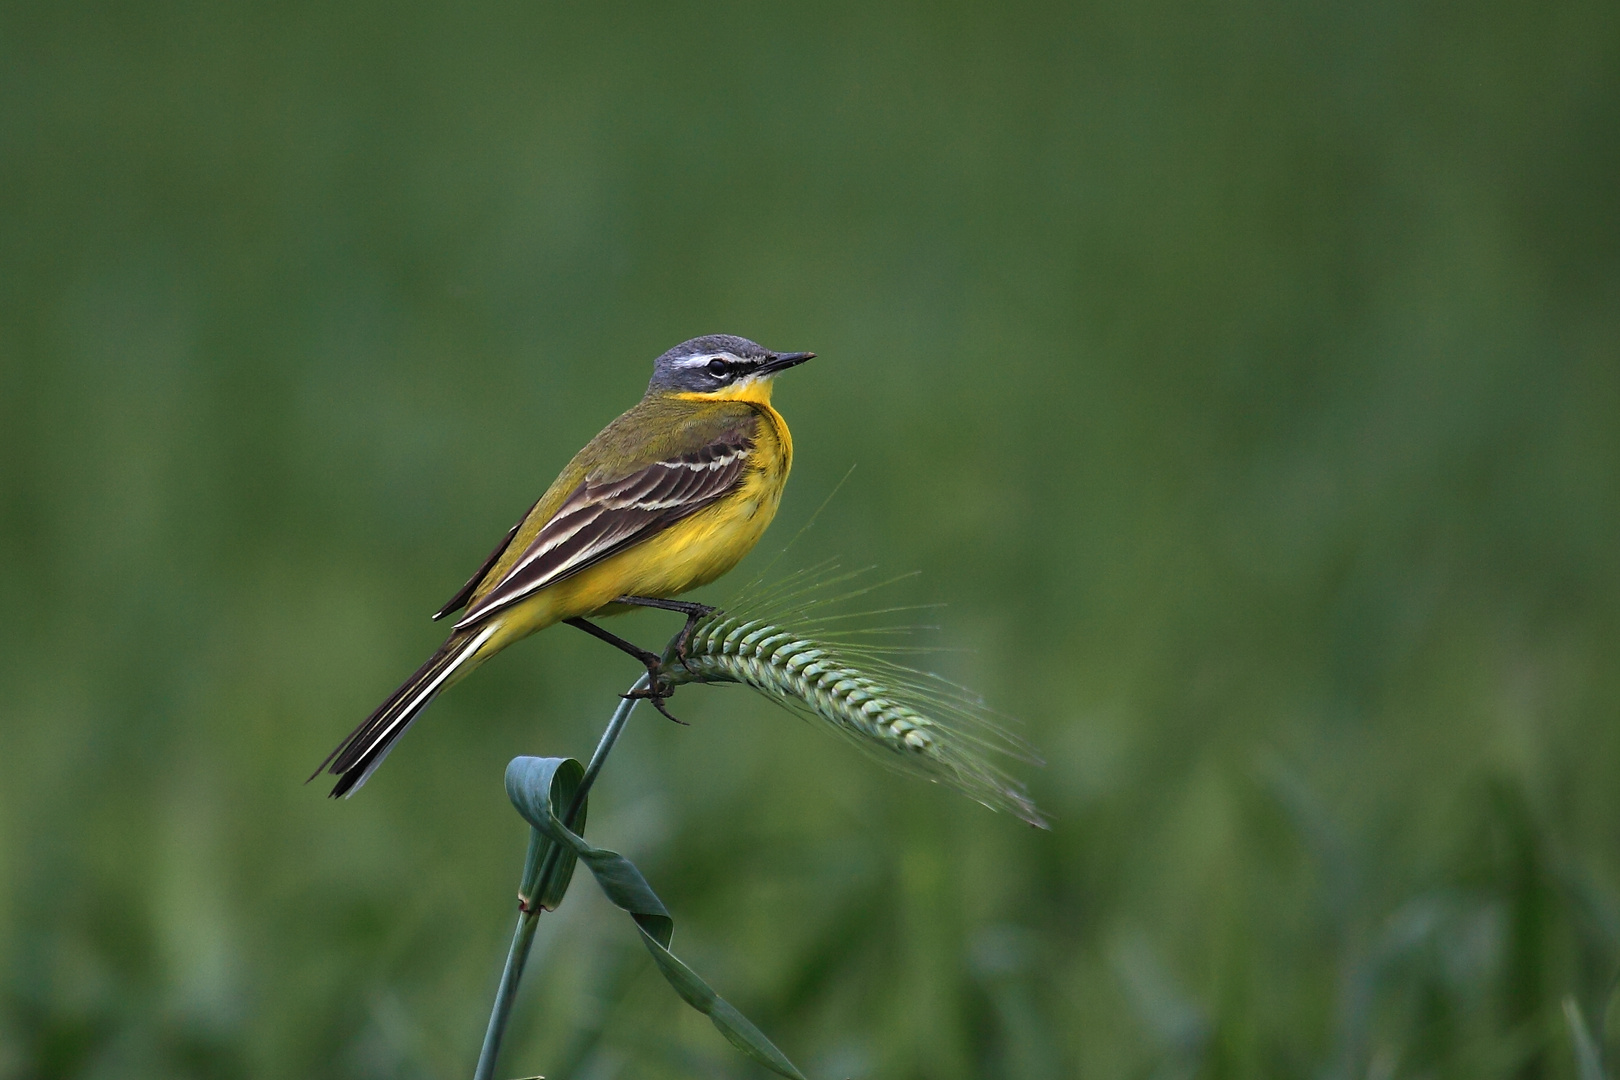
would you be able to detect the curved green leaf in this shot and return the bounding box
[504,756,587,912]
[506,755,807,1080]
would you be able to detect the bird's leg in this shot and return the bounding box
[613,595,717,669]
[562,617,688,725]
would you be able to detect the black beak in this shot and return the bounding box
[759,351,815,375]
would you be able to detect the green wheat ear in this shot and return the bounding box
[660,575,1049,829]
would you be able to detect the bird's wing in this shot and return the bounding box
[452,420,756,629]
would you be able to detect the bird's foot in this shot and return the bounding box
[612,596,718,673]
[621,672,688,725]
[565,615,690,725]
[673,604,717,671]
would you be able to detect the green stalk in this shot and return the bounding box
[469,594,1044,1077]
[471,673,648,1080]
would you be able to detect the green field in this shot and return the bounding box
[2,1,1618,1076]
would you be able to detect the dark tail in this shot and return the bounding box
[311,624,496,798]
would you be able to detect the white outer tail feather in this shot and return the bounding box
[340,624,498,797]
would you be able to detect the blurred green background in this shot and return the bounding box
[2,0,1618,1077]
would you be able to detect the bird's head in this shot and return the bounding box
[646,334,815,403]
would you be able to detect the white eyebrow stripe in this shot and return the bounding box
[675,353,741,368]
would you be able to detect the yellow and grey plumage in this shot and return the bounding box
[315,335,813,797]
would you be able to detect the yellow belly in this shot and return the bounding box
[476,416,791,657]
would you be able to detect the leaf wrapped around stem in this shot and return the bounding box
[506,756,807,1080]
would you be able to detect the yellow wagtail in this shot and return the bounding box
[314,335,814,796]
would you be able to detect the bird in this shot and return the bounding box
[313,334,814,797]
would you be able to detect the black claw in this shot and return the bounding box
[674,604,718,670]
[650,696,690,725]
[620,681,689,725]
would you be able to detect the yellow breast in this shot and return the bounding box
[609,398,792,597]
[479,399,793,650]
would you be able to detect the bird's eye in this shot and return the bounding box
[706,358,730,377]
